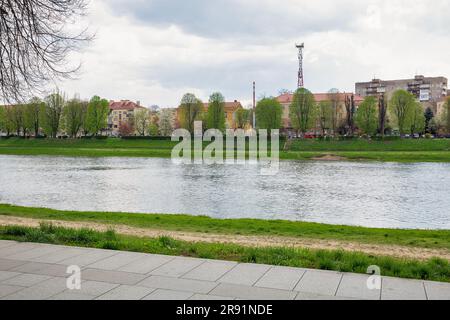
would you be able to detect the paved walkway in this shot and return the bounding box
[0,240,449,300]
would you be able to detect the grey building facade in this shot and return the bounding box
[355,75,448,113]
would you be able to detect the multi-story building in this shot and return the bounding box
[276,92,364,134]
[176,100,243,129]
[108,100,146,136]
[203,100,243,129]
[355,75,448,114]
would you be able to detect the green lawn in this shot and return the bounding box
[1,223,448,282]
[1,137,450,162]
[1,204,449,250]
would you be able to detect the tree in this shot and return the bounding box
[134,108,150,136]
[10,105,26,136]
[328,89,341,136]
[317,101,333,136]
[63,97,85,138]
[24,97,44,137]
[0,0,92,102]
[389,90,416,135]
[0,106,5,133]
[158,109,174,136]
[355,96,378,136]
[442,97,450,133]
[289,88,316,136]
[205,92,226,131]
[255,97,282,132]
[424,107,434,133]
[378,94,388,138]
[86,96,109,136]
[344,94,356,135]
[1,106,14,135]
[42,92,65,138]
[178,93,203,134]
[118,122,134,137]
[235,108,250,129]
[410,103,425,135]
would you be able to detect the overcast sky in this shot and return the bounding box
[59,0,450,108]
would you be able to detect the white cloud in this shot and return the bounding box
[57,0,450,107]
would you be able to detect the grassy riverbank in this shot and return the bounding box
[1,137,450,162]
[0,204,449,250]
[1,223,448,282]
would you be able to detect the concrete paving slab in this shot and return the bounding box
[2,283,66,300]
[10,262,68,277]
[81,268,147,285]
[86,252,142,270]
[2,273,51,287]
[0,271,22,282]
[423,281,450,300]
[217,263,271,286]
[255,266,306,291]
[0,258,27,271]
[137,275,217,294]
[210,283,297,300]
[142,289,193,300]
[0,241,17,249]
[381,277,427,300]
[150,257,205,278]
[58,250,117,267]
[117,255,173,274]
[182,260,237,282]
[5,245,64,261]
[189,294,235,300]
[0,243,42,259]
[64,280,119,297]
[32,248,87,264]
[295,292,358,300]
[294,270,342,296]
[96,285,155,300]
[0,284,25,298]
[336,274,381,300]
[48,292,96,300]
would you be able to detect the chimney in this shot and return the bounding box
[136,101,140,106]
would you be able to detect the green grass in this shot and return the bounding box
[1,223,448,282]
[290,139,450,152]
[1,137,450,162]
[1,204,449,250]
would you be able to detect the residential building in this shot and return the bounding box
[355,75,448,114]
[276,92,364,134]
[176,100,243,129]
[203,100,243,129]
[108,100,146,136]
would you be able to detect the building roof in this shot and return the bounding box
[109,100,145,111]
[277,93,364,105]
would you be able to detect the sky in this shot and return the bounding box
[58,0,450,108]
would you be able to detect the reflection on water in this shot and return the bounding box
[0,155,449,230]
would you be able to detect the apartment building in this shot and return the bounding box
[108,100,146,135]
[355,75,448,114]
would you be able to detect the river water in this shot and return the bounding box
[0,155,448,229]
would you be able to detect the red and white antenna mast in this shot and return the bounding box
[296,43,305,88]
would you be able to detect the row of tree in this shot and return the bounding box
[177,92,253,133]
[0,92,110,138]
[254,88,450,137]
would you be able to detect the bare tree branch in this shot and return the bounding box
[0,0,92,103]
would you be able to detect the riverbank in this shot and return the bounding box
[0,223,449,283]
[1,204,449,251]
[1,138,450,162]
